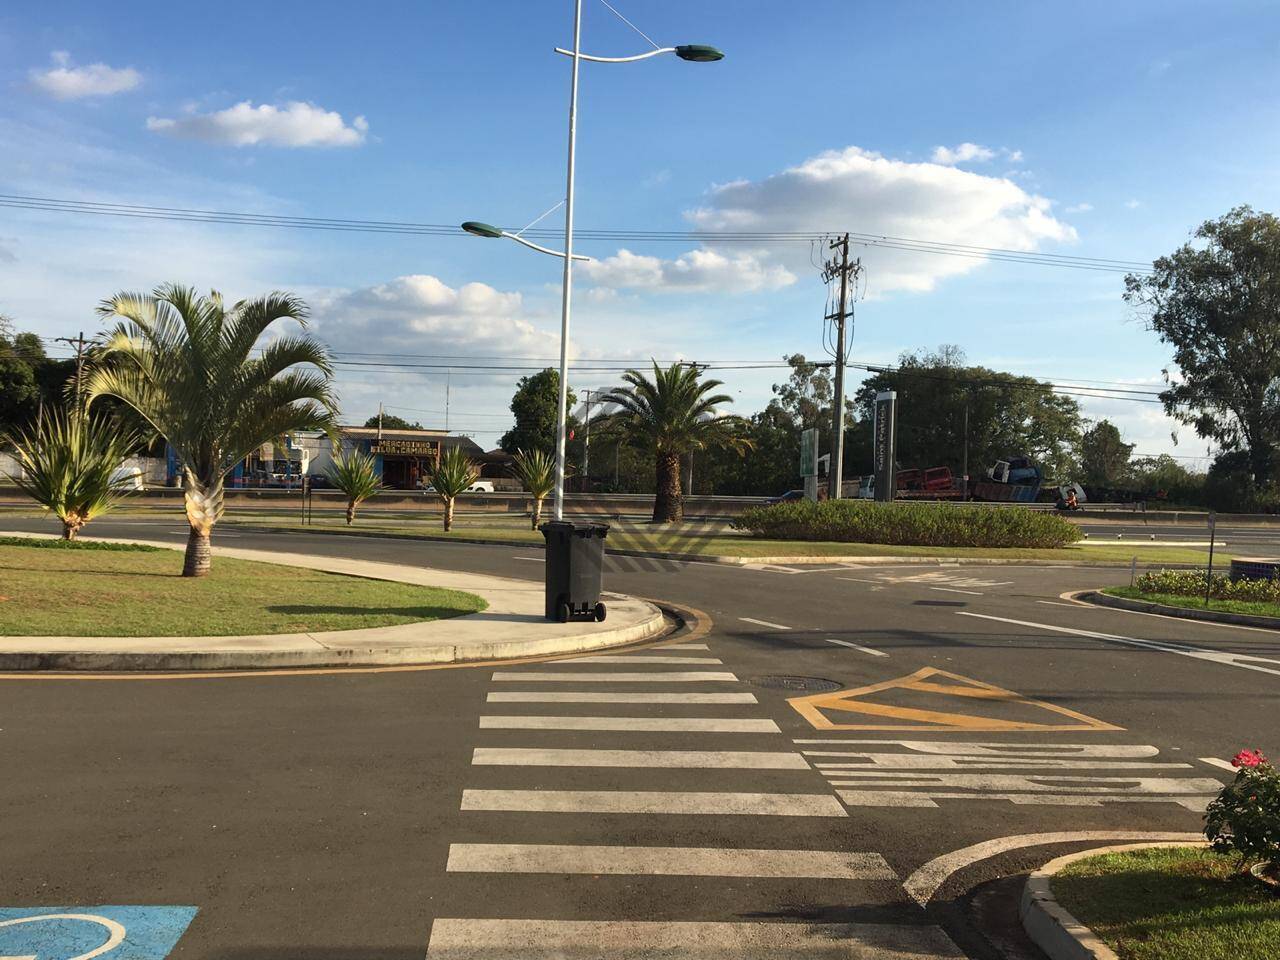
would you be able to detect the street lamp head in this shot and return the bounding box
[674,44,725,62]
[461,221,504,239]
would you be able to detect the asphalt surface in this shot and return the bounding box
[3,516,1277,959]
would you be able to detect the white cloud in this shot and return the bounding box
[931,142,997,165]
[1065,202,1094,213]
[1124,198,1142,209]
[580,248,794,293]
[30,51,141,100]
[684,145,1077,295]
[146,101,369,147]
[310,274,562,359]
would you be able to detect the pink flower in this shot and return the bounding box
[1231,748,1267,769]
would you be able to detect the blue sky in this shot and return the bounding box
[2,0,1277,460]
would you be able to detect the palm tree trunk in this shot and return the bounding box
[654,452,683,523]
[532,496,543,530]
[183,526,212,577]
[346,499,356,525]
[444,497,455,532]
[61,518,79,540]
[182,471,223,578]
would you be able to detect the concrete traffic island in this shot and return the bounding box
[0,533,666,670]
[1020,840,1206,960]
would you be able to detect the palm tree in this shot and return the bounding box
[5,406,138,539]
[509,448,556,529]
[428,445,478,531]
[326,448,381,525]
[599,362,751,522]
[85,284,338,576]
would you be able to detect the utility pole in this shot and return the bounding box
[823,236,859,499]
[377,402,384,440]
[581,388,597,482]
[54,331,89,408]
[962,403,970,500]
[445,371,451,432]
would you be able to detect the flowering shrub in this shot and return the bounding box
[1136,568,1280,603]
[1204,748,1280,865]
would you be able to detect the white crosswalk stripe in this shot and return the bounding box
[554,654,724,664]
[473,747,808,768]
[425,919,965,958]
[479,714,781,733]
[446,844,896,879]
[461,789,848,817]
[492,670,738,682]
[486,691,758,704]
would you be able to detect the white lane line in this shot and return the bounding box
[823,637,888,657]
[479,715,780,733]
[812,757,1190,770]
[487,691,758,704]
[798,741,1162,758]
[658,643,710,650]
[460,789,849,817]
[738,617,792,630]
[958,611,1280,677]
[1036,600,1079,608]
[512,556,545,562]
[1199,756,1237,772]
[554,655,723,664]
[473,747,807,769]
[425,919,959,957]
[930,586,983,596]
[445,843,897,879]
[902,830,1205,905]
[491,671,738,683]
[820,773,1221,794]
[836,577,882,584]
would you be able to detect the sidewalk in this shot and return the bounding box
[0,533,666,670]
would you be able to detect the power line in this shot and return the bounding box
[0,193,1153,273]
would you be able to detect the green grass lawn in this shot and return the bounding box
[0,539,485,636]
[1106,585,1280,619]
[1053,846,1280,960]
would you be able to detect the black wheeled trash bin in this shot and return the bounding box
[540,520,610,622]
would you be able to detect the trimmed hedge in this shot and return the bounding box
[732,499,1082,548]
[0,536,161,552]
[1137,567,1280,603]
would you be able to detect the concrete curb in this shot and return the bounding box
[1080,589,1280,631]
[0,532,668,671]
[1021,841,1208,960]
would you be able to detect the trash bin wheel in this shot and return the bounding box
[555,599,571,623]
[593,602,607,622]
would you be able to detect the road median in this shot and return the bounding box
[0,531,667,671]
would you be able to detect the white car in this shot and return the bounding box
[422,480,495,493]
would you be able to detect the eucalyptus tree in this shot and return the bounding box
[599,362,751,522]
[5,406,138,539]
[86,284,338,576]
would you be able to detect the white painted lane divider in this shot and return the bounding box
[795,740,1162,757]
[958,611,1280,677]
[930,586,983,596]
[445,843,897,879]
[425,919,961,958]
[511,556,545,562]
[487,691,758,704]
[738,617,792,630]
[658,642,710,650]
[460,789,849,817]
[478,715,781,733]
[823,637,888,657]
[472,747,807,769]
[491,671,738,683]
[1199,756,1237,772]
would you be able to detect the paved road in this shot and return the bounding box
[2,517,1276,959]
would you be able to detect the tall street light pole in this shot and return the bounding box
[464,6,723,521]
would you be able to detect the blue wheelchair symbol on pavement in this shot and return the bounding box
[0,907,196,960]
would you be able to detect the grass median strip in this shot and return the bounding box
[0,540,485,636]
[1106,586,1280,619]
[1053,846,1279,960]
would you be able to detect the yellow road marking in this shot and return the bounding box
[788,667,1122,732]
